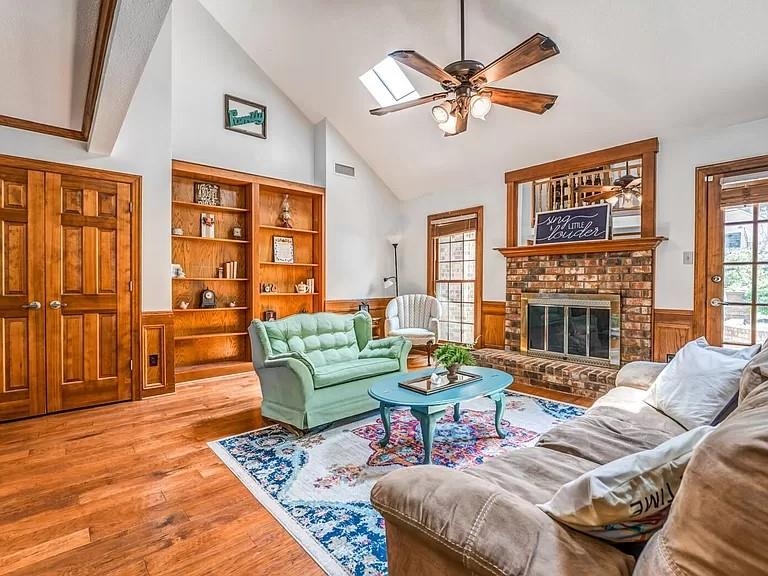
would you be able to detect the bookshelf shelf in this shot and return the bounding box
[172,277,249,282]
[175,331,248,341]
[259,261,319,267]
[260,224,318,234]
[172,236,249,244]
[172,200,248,213]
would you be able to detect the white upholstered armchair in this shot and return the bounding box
[384,294,441,365]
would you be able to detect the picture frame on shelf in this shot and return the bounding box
[194,182,221,206]
[273,235,295,263]
[200,213,215,238]
[263,309,277,322]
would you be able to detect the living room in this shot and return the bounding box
[1,1,767,574]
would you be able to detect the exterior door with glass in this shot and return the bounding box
[700,165,768,347]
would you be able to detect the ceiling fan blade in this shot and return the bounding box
[470,33,559,86]
[577,185,620,194]
[487,88,557,114]
[389,50,459,87]
[582,189,623,203]
[369,92,448,116]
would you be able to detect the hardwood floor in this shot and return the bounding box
[0,355,592,575]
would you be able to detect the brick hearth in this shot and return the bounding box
[475,245,657,400]
[473,350,617,398]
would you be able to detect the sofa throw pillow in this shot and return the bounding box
[644,337,759,430]
[538,425,714,542]
[738,345,768,402]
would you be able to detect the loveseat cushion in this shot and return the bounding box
[262,313,360,368]
[536,386,686,465]
[313,357,400,389]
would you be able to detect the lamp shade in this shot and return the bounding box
[470,93,492,119]
[384,278,395,289]
[431,101,451,124]
[386,234,402,245]
[438,113,458,135]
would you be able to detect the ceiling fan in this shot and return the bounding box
[579,174,643,208]
[369,0,560,136]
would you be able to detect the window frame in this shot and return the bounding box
[427,206,484,345]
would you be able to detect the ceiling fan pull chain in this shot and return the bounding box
[460,0,465,60]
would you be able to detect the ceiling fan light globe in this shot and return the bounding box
[438,113,458,134]
[431,102,451,123]
[470,93,492,119]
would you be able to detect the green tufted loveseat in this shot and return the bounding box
[248,311,411,430]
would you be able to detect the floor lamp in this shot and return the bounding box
[383,234,401,296]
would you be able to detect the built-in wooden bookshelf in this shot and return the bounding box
[171,160,325,382]
[257,183,324,319]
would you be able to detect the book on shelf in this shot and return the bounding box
[221,261,239,279]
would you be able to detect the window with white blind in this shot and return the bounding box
[427,207,483,345]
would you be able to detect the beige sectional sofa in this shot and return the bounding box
[371,360,768,575]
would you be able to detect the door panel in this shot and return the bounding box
[46,174,132,412]
[0,168,46,420]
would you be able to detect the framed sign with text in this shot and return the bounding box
[224,94,267,139]
[534,204,611,245]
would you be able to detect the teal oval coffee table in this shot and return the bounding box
[368,367,513,464]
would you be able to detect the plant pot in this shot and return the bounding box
[446,364,461,382]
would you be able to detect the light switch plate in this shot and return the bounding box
[683,251,694,265]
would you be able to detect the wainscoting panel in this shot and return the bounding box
[325,298,390,338]
[141,312,175,398]
[480,301,506,349]
[653,309,694,362]
[327,298,507,348]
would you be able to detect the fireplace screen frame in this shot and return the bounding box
[520,292,621,367]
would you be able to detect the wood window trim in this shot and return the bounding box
[504,138,659,246]
[0,152,142,400]
[693,154,768,338]
[427,206,484,341]
[0,0,118,142]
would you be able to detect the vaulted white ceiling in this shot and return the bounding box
[0,0,100,130]
[206,1,768,200]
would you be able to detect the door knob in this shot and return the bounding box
[21,301,41,310]
[710,298,733,307]
[49,300,67,310]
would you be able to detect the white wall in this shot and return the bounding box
[172,0,314,184]
[656,117,768,309]
[0,12,172,311]
[171,2,401,300]
[399,117,768,309]
[318,120,402,299]
[0,0,404,312]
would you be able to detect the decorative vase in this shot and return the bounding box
[446,363,461,382]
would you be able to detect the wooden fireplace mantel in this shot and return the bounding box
[495,236,666,258]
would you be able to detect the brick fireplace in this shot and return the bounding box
[474,237,665,399]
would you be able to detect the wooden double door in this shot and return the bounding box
[0,163,136,422]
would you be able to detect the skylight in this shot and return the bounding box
[359,57,419,107]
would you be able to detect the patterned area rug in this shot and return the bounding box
[209,392,584,576]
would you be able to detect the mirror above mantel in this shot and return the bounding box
[503,138,658,247]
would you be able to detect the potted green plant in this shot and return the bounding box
[435,343,476,382]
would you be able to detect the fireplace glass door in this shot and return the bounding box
[521,293,620,366]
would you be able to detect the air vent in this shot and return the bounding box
[334,163,355,177]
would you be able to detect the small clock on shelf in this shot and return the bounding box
[200,288,217,309]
